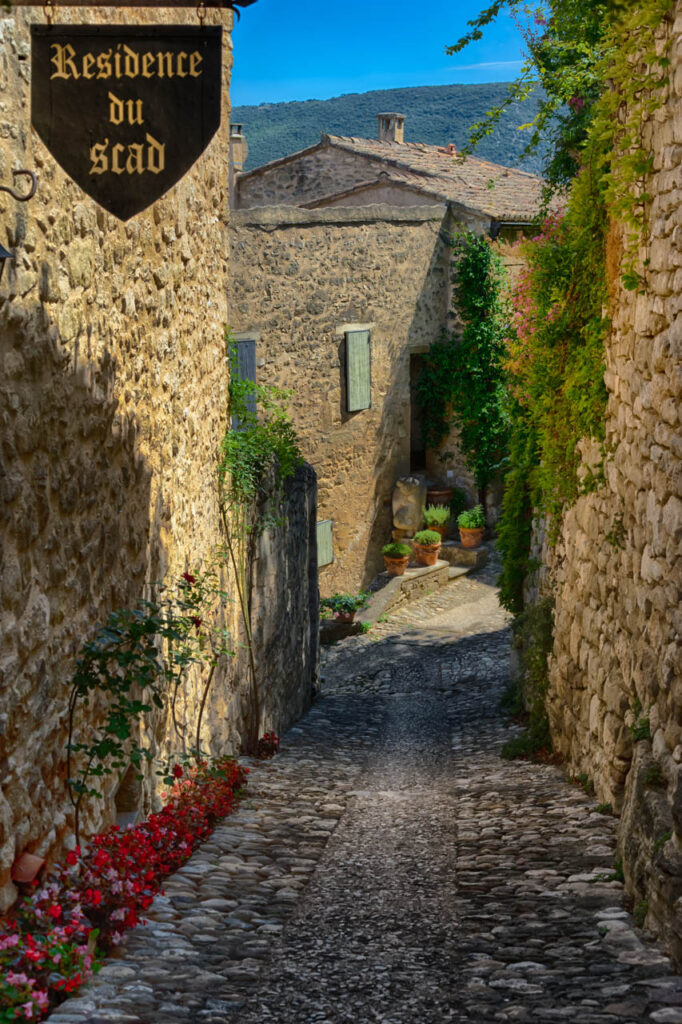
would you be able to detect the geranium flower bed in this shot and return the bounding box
[0,757,248,1022]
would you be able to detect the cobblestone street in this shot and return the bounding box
[48,561,682,1024]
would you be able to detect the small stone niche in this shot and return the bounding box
[115,765,142,829]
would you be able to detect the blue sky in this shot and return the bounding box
[231,0,526,106]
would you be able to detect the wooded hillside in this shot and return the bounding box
[232,82,548,172]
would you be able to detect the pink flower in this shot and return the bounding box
[7,971,30,986]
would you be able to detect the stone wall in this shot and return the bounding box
[537,4,682,961]
[229,203,486,594]
[0,6,317,911]
[236,140,382,208]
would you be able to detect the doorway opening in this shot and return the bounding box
[410,354,426,472]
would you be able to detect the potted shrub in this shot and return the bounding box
[320,591,371,623]
[412,529,442,567]
[382,541,412,576]
[457,504,486,548]
[423,503,451,540]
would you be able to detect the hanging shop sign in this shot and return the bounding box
[31,25,222,220]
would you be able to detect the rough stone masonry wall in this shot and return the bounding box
[542,3,682,961]
[237,142,382,208]
[0,6,317,912]
[229,204,482,594]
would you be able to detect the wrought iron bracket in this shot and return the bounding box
[0,169,38,203]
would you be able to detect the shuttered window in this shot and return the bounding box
[229,338,257,430]
[317,520,334,567]
[345,330,371,412]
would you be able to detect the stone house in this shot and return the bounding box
[229,114,545,593]
[0,5,317,910]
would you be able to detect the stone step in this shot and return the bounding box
[439,541,489,569]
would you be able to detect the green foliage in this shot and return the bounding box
[220,343,302,513]
[448,488,469,521]
[463,0,672,626]
[501,596,554,760]
[457,504,485,529]
[233,83,549,174]
[218,332,303,754]
[572,772,595,795]
[320,592,371,615]
[592,801,614,815]
[451,232,509,492]
[495,415,537,616]
[67,570,232,842]
[605,507,626,550]
[631,712,652,742]
[634,900,648,927]
[644,762,665,787]
[382,541,412,558]
[423,504,451,526]
[413,529,442,546]
[417,231,509,495]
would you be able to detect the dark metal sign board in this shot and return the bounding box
[31,25,222,220]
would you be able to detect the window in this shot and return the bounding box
[229,337,257,430]
[317,519,334,567]
[345,329,371,412]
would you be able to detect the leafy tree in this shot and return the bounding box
[448,0,619,188]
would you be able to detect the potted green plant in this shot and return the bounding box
[320,591,371,623]
[412,529,442,567]
[456,504,486,548]
[422,503,451,540]
[382,541,412,576]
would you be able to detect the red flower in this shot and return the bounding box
[192,617,202,629]
[46,905,62,920]
[181,572,196,585]
[172,764,183,778]
[66,849,79,866]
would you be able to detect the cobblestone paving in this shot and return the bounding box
[48,559,682,1024]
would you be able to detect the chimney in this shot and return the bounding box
[377,112,405,144]
[229,123,249,208]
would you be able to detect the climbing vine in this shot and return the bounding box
[417,230,509,502]
[66,570,232,844]
[486,0,673,615]
[218,332,302,754]
[453,0,672,754]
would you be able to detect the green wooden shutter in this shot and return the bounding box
[317,520,333,567]
[229,338,257,430]
[346,330,371,412]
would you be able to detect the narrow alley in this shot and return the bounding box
[47,562,682,1024]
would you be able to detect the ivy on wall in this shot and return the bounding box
[416,230,509,502]
[494,0,673,618]
[452,0,674,755]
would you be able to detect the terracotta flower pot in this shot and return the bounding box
[384,555,409,577]
[427,487,453,507]
[428,522,450,541]
[413,541,441,567]
[334,610,356,623]
[459,526,484,549]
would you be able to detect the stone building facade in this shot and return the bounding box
[0,5,317,912]
[531,4,682,961]
[230,120,544,592]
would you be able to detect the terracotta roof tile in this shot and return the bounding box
[324,134,546,222]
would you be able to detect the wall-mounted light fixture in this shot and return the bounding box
[0,169,38,283]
